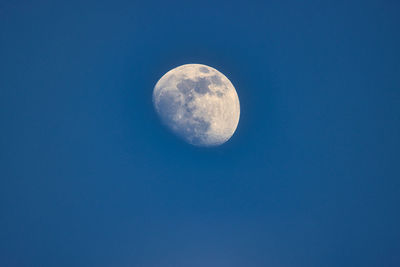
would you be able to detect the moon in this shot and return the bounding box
[153,64,240,147]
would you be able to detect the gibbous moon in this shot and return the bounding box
[153,64,240,146]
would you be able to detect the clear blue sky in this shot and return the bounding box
[1,0,399,266]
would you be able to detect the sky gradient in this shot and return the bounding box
[1,0,400,266]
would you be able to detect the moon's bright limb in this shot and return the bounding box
[153,64,240,146]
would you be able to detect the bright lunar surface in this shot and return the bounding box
[153,64,240,146]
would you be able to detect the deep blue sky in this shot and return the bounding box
[1,0,399,266]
